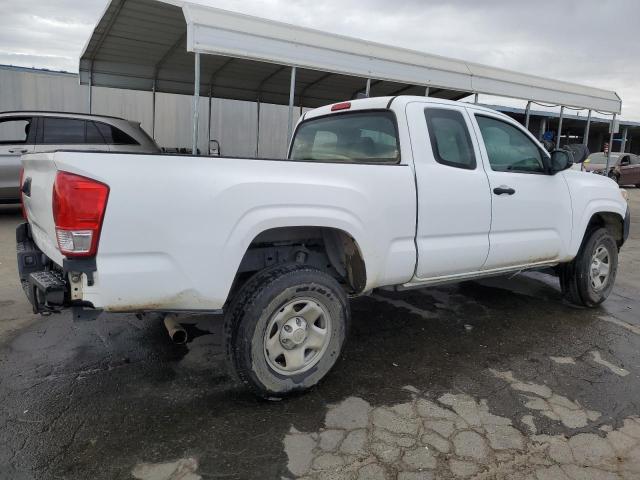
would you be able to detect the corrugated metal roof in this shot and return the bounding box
[79,0,622,113]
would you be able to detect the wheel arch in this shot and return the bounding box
[581,211,626,249]
[230,225,368,298]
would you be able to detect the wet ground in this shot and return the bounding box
[1,190,639,480]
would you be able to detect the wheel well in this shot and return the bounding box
[233,227,367,295]
[585,212,624,247]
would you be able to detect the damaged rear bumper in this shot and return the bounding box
[16,222,99,319]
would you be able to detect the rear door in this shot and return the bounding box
[0,116,35,202]
[407,101,491,280]
[34,117,107,153]
[470,112,573,269]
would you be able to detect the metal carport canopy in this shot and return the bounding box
[80,0,621,114]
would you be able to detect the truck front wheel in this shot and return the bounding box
[560,228,618,307]
[224,264,349,398]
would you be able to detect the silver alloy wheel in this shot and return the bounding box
[590,245,611,291]
[264,297,332,376]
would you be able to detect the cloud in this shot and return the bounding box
[0,0,638,119]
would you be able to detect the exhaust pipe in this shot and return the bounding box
[163,314,188,345]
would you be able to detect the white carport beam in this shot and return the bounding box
[605,113,617,175]
[287,66,297,146]
[556,106,565,149]
[365,78,371,97]
[524,101,531,129]
[583,110,592,146]
[192,52,200,155]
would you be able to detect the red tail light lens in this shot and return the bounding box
[19,167,26,219]
[52,171,109,257]
[331,102,351,111]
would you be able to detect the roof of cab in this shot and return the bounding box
[303,95,514,122]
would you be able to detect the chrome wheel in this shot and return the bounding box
[590,245,611,291]
[264,297,332,375]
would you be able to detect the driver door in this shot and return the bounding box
[469,112,573,270]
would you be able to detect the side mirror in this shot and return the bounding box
[550,149,573,173]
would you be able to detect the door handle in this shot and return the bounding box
[8,148,28,154]
[493,186,516,196]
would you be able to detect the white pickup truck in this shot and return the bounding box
[17,96,630,397]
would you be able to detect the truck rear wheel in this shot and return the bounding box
[224,263,349,398]
[560,228,618,307]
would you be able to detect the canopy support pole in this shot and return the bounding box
[151,79,157,139]
[365,78,371,97]
[583,110,592,146]
[192,52,201,155]
[287,66,297,147]
[539,117,547,140]
[556,106,565,149]
[524,101,531,129]
[88,63,93,114]
[620,127,628,153]
[256,98,261,158]
[425,86,430,97]
[474,93,479,104]
[207,85,212,155]
[605,113,617,176]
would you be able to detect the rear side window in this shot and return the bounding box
[41,118,86,144]
[290,111,399,164]
[0,118,33,144]
[424,109,476,169]
[95,123,139,145]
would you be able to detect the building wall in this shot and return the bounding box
[0,66,296,159]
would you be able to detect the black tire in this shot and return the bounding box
[224,263,349,398]
[607,171,620,184]
[560,228,618,307]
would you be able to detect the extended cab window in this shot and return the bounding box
[424,108,476,169]
[290,111,399,164]
[476,115,546,173]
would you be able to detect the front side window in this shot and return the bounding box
[41,118,86,144]
[290,111,399,164]
[476,115,546,173]
[424,108,476,169]
[0,118,32,144]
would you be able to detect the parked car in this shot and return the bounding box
[0,111,160,203]
[582,152,640,187]
[17,96,630,397]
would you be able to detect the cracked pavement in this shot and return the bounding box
[0,189,639,480]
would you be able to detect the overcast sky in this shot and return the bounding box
[1,0,638,119]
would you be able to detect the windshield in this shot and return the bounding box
[586,153,619,165]
[289,111,399,164]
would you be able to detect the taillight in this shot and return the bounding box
[19,167,26,219]
[331,102,351,111]
[52,171,109,257]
